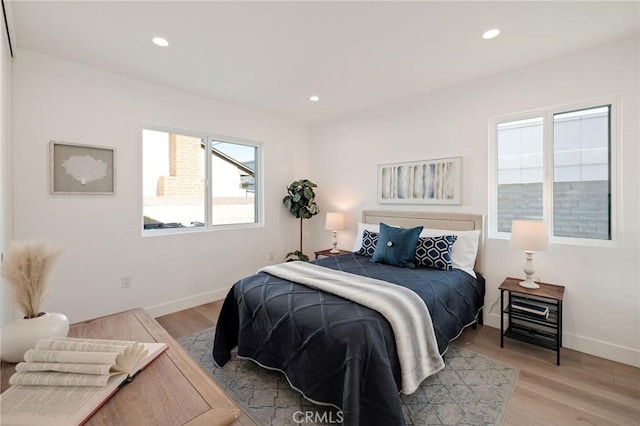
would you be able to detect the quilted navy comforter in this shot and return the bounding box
[213,253,485,426]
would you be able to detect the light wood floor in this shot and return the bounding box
[157,301,640,426]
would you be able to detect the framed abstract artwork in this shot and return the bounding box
[50,141,116,194]
[377,157,462,205]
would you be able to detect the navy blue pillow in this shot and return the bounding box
[371,223,423,268]
[415,235,457,270]
[357,230,379,257]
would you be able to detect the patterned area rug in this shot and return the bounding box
[177,328,518,425]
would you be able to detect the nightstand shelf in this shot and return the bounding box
[500,277,565,365]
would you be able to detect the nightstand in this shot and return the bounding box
[314,249,351,259]
[499,277,565,365]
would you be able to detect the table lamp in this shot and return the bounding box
[325,212,345,253]
[510,220,549,289]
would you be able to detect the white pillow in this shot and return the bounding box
[352,222,381,252]
[420,228,481,278]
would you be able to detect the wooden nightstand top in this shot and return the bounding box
[314,248,351,258]
[499,277,565,301]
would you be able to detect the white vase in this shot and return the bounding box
[1,312,70,363]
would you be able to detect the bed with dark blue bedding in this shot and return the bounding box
[213,253,485,426]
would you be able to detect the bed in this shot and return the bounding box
[213,211,485,426]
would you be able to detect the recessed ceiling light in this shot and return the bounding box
[152,37,169,47]
[482,29,501,40]
[309,95,320,102]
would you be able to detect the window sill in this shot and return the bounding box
[142,221,263,237]
[488,233,621,249]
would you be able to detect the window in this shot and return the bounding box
[495,117,544,231]
[489,98,618,244]
[553,107,610,240]
[142,127,261,233]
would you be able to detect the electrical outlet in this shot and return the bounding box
[121,275,132,288]
[268,251,274,261]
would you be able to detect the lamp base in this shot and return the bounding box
[329,230,339,254]
[518,279,540,289]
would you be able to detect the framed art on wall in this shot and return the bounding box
[377,157,462,205]
[50,141,116,194]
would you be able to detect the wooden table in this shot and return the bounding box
[1,309,239,425]
[314,248,351,259]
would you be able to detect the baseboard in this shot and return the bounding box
[484,312,639,367]
[483,310,503,330]
[561,333,640,367]
[144,287,231,318]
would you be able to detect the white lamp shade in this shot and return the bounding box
[510,220,549,251]
[325,212,344,231]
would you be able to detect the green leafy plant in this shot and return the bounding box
[282,179,319,261]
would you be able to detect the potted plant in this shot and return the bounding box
[282,179,319,261]
[0,240,69,363]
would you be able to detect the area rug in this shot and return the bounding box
[177,328,518,425]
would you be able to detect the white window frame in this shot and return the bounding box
[141,124,264,237]
[488,96,621,247]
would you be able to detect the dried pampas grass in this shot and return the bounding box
[1,240,61,318]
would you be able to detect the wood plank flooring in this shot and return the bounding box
[157,301,640,426]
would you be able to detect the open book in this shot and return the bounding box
[0,337,168,425]
[9,337,166,387]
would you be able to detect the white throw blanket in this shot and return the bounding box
[259,261,444,394]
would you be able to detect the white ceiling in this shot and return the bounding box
[7,1,640,124]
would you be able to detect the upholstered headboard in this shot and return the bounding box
[362,210,485,274]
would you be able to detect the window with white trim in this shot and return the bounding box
[142,127,262,233]
[489,98,618,244]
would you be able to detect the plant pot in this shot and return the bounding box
[1,312,70,363]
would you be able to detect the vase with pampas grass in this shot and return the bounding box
[1,240,69,363]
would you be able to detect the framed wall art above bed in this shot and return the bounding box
[377,157,462,205]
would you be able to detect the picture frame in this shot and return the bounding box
[50,141,116,194]
[377,156,462,205]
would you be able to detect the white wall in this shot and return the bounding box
[0,11,13,327]
[308,37,640,367]
[11,49,309,323]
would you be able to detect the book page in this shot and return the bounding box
[117,343,147,373]
[0,375,123,425]
[129,343,167,376]
[36,338,132,353]
[9,372,120,387]
[33,338,149,373]
[16,362,113,376]
[24,349,118,365]
[40,337,136,347]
